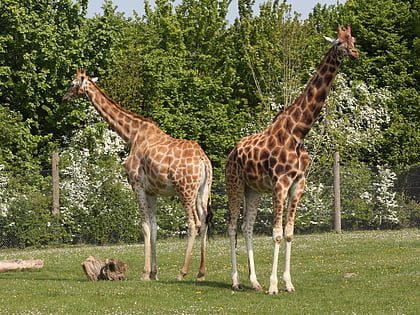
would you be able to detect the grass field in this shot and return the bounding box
[0,229,418,314]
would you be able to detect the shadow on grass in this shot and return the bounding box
[161,279,231,290]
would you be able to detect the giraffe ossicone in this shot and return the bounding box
[62,68,212,281]
[226,24,359,294]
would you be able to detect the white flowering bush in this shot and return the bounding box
[295,73,394,230]
[361,166,399,226]
[297,179,334,231]
[0,164,9,218]
[307,72,391,163]
[59,111,141,244]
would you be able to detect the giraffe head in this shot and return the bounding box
[324,24,359,60]
[62,69,97,103]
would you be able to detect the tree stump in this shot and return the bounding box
[81,256,127,281]
[0,259,44,272]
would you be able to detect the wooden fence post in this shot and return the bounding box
[333,152,342,233]
[52,153,60,215]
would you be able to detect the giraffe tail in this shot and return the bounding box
[205,203,213,238]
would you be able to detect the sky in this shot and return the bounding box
[86,0,345,20]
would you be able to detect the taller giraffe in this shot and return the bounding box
[226,24,359,294]
[62,69,212,281]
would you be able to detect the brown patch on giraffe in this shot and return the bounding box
[279,148,287,162]
[316,89,327,103]
[267,137,276,149]
[271,147,280,158]
[324,73,334,86]
[269,157,277,168]
[183,148,194,157]
[293,124,308,139]
[301,109,312,124]
[245,160,256,174]
[260,149,270,160]
[274,164,285,176]
[290,107,302,123]
[307,88,315,103]
[315,76,323,89]
[320,65,328,75]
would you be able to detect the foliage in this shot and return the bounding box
[59,107,140,244]
[310,0,420,165]
[0,167,62,248]
[0,0,418,246]
[0,0,86,167]
[0,230,418,314]
[306,72,392,166]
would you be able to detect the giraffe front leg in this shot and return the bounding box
[283,240,295,292]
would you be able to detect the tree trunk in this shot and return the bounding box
[81,256,128,281]
[0,259,44,272]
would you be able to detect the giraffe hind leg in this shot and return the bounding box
[242,188,262,291]
[282,177,305,292]
[227,184,244,290]
[195,160,212,281]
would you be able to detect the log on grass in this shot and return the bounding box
[81,256,127,281]
[0,259,44,272]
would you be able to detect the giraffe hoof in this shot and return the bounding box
[232,284,244,290]
[177,273,186,281]
[284,285,295,292]
[141,272,158,281]
[252,284,263,292]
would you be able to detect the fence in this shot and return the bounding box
[1,154,419,248]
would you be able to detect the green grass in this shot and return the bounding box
[0,230,418,314]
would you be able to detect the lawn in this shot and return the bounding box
[0,230,418,314]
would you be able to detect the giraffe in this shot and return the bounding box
[62,69,212,281]
[226,24,359,294]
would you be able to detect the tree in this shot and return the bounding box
[0,0,87,167]
[309,0,420,165]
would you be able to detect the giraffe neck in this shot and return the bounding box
[271,45,341,141]
[84,80,156,146]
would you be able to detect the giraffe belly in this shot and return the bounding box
[144,179,177,196]
[138,169,177,196]
[244,174,273,193]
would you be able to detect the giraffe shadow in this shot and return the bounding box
[161,279,231,290]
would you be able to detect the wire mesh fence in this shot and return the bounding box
[1,163,419,248]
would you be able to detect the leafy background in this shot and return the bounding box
[0,0,419,246]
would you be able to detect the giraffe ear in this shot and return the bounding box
[91,77,98,83]
[323,36,340,46]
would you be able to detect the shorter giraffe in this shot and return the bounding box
[62,69,212,281]
[226,25,359,293]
